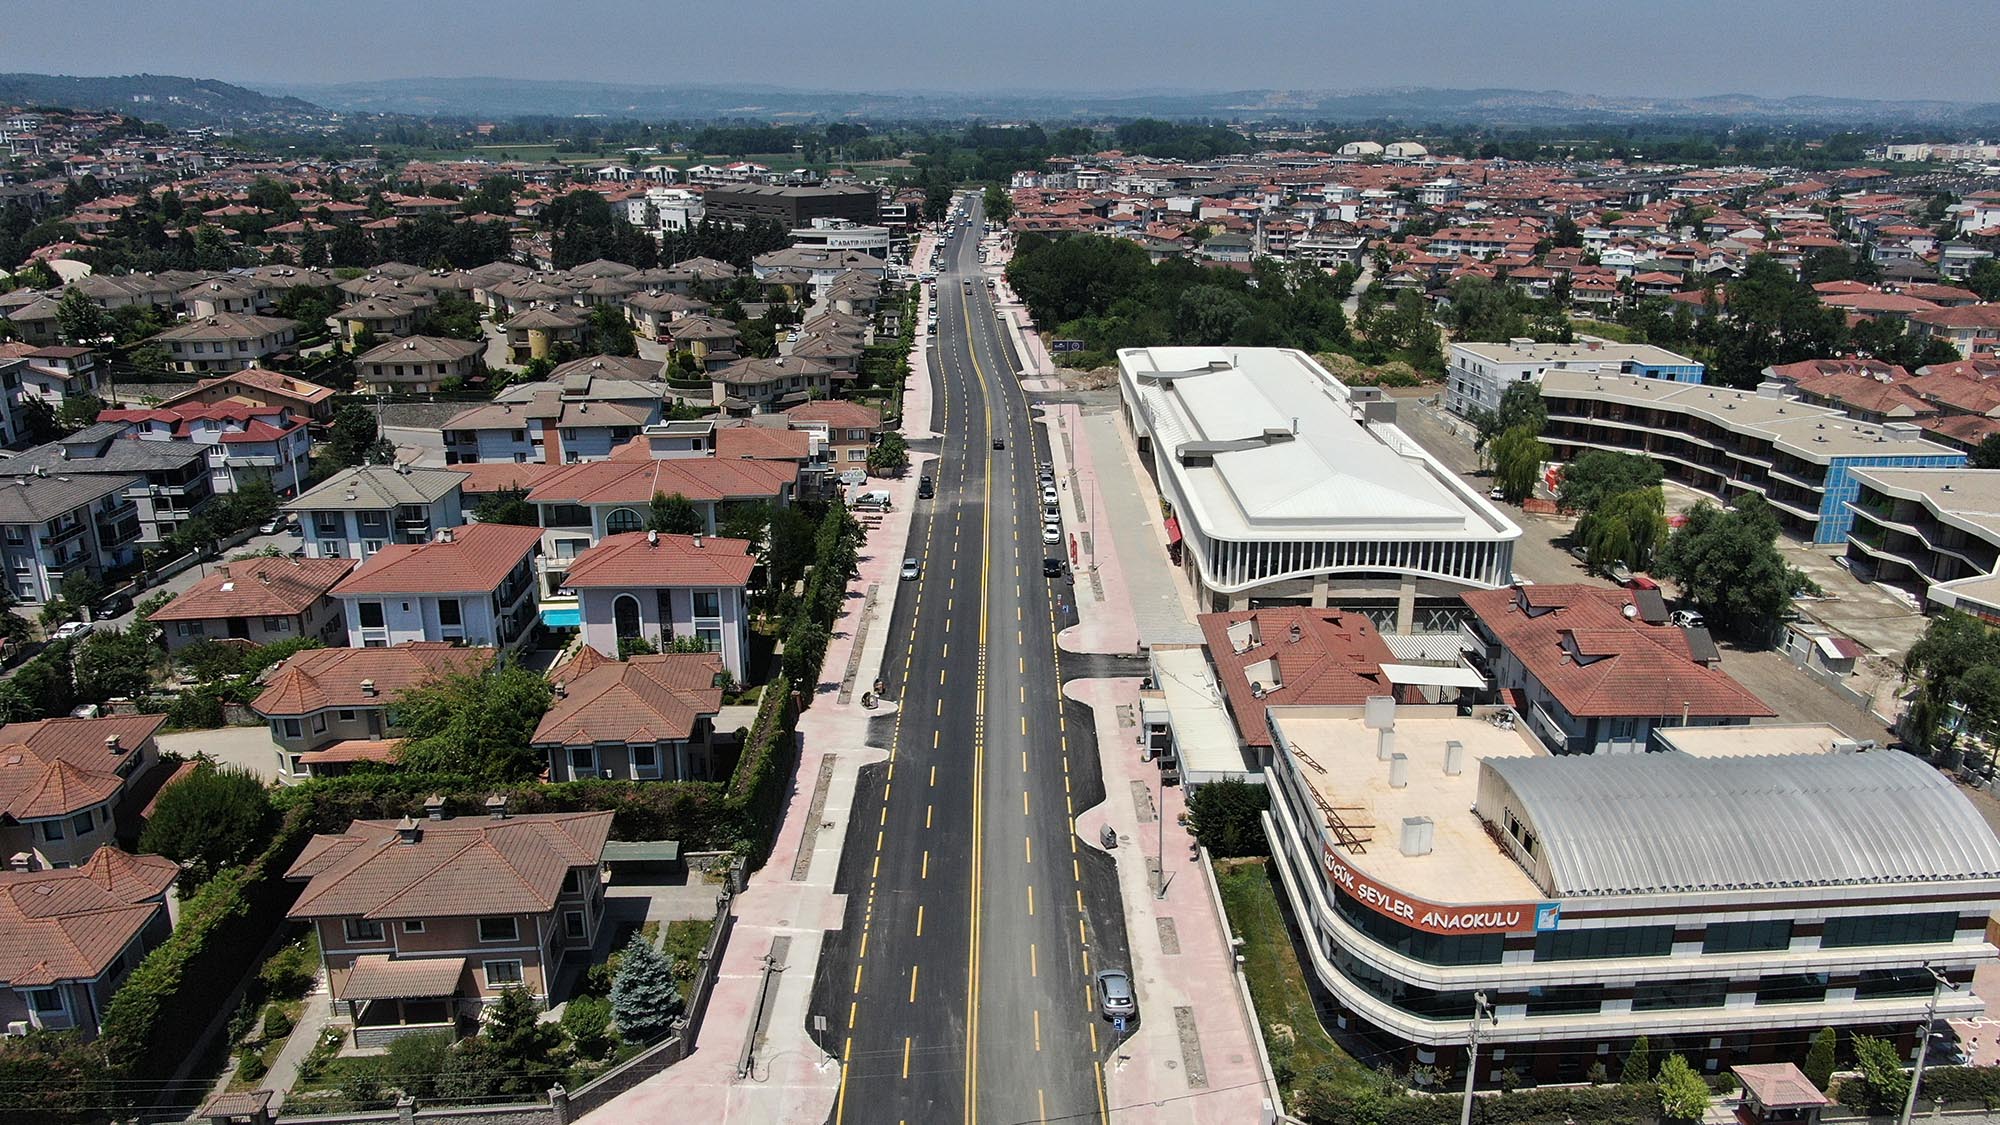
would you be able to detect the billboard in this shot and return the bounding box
[1323,844,1557,935]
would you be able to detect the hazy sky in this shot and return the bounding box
[3,0,1994,102]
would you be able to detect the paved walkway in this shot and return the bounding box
[1035,392,1275,1123]
[597,239,940,1123]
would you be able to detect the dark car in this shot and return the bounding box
[1042,557,1067,578]
[918,476,935,499]
[992,437,1005,450]
[93,592,132,620]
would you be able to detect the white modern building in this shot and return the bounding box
[1118,347,1520,632]
[788,218,892,257]
[1263,699,2000,1082]
[1445,338,1706,420]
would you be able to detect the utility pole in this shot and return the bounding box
[1900,963,1957,1125]
[1460,990,1496,1125]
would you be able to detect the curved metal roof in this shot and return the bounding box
[1489,750,2000,897]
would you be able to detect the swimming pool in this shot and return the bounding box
[541,605,581,628]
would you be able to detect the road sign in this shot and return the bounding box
[1051,339,1086,353]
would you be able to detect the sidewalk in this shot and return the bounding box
[598,287,937,1122]
[1036,396,1275,1123]
[263,972,336,1110]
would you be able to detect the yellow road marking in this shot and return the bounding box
[1032,1008,1041,1052]
[902,1036,912,1079]
[910,965,919,1002]
[917,904,925,935]
[1030,942,1038,977]
[1025,836,1033,863]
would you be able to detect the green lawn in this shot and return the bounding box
[1213,858,1375,1096]
[1570,318,1638,343]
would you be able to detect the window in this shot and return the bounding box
[1756,973,1829,1005]
[1821,912,1957,949]
[437,598,462,627]
[605,507,643,534]
[358,601,386,629]
[1524,984,1603,1017]
[613,594,642,640]
[264,616,288,631]
[1855,968,1938,999]
[633,744,661,779]
[568,746,596,776]
[282,718,303,739]
[693,590,721,618]
[1704,920,1793,955]
[1632,978,1729,1012]
[565,910,587,940]
[402,920,426,934]
[312,714,327,734]
[478,916,518,942]
[70,810,94,837]
[343,917,386,943]
[338,710,356,721]
[41,819,63,841]
[25,988,63,1015]
[483,959,523,987]
[1533,925,1674,962]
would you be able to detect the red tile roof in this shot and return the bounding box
[1460,585,1773,720]
[454,461,562,496]
[0,715,166,822]
[534,652,726,745]
[527,456,796,506]
[784,400,881,430]
[712,426,811,462]
[148,556,356,621]
[331,522,542,596]
[285,810,613,920]
[252,642,494,716]
[561,531,754,589]
[1197,608,1400,748]
[0,847,178,987]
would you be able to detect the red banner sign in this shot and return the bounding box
[1322,843,1553,935]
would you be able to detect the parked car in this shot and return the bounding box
[93,592,132,620]
[1043,557,1067,578]
[1042,523,1062,544]
[49,620,93,643]
[900,558,921,580]
[917,476,935,500]
[1095,969,1137,1021]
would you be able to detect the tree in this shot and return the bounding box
[56,393,106,434]
[609,934,681,1043]
[647,491,704,535]
[1617,1035,1652,1084]
[1489,425,1546,504]
[383,1031,451,1101]
[136,764,275,891]
[1658,496,1809,644]
[586,304,637,357]
[1184,779,1270,857]
[1972,433,2000,470]
[765,506,815,597]
[1904,610,2000,756]
[1851,1034,1910,1113]
[393,663,555,781]
[1970,257,2000,303]
[982,183,1014,224]
[53,287,105,345]
[1803,1026,1838,1091]
[72,626,156,703]
[472,487,539,527]
[325,404,392,470]
[1575,486,1668,571]
[867,431,909,477]
[483,986,562,1094]
[1655,1053,1710,1121]
[561,994,615,1061]
[1556,450,1664,516]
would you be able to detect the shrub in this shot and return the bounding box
[259,933,319,1001]
[236,1049,268,1083]
[1803,1026,1837,1091]
[1184,779,1270,857]
[561,994,615,1061]
[260,1005,293,1042]
[1618,1035,1652,1084]
[384,1032,451,1101]
[137,762,276,891]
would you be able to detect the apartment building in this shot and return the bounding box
[354,336,486,395]
[1262,699,2000,1081]
[98,402,313,496]
[331,523,543,652]
[154,366,337,425]
[1843,468,2000,616]
[1541,371,1966,545]
[0,424,214,547]
[1446,338,1705,420]
[703,183,880,229]
[0,472,141,604]
[148,313,299,374]
[288,465,468,561]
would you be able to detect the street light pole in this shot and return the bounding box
[1900,963,1957,1125]
[1460,991,1496,1125]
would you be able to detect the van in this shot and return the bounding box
[852,490,893,511]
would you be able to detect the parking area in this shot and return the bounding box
[156,724,281,782]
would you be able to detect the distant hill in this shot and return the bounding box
[0,73,327,127]
[260,77,2000,128]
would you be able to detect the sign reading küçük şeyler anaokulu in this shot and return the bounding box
[1323,842,1561,935]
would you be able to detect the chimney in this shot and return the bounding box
[7,852,33,873]
[485,793,509,820]
[217,564,230,580]
[437,527,454,544]
[1399,816,1434,857]
[1288,623,1302,643]
[394,816,421,844]
[360,678,377,697]
[424,793,447,821]
[647,529,658,546]
[553,681,567,699]
[1389,752,1409,789]
[1443,739,1465,777]
[105,734,122,755]
[693,534,703,549]
[1377,725,1397,762]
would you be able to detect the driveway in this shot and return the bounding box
[156,724,280,782]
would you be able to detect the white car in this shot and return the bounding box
[901,558,921,580]
[1042,522,1062,543]
[50,620,93,642]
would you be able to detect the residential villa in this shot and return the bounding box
[0,715,167,870]
[0,847,179,1038]
[536,648,727,782]
[557,530,755,680]
[252,643,495,784]
[147,556,357,654]
[330,523,544,651]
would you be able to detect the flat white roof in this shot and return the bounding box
[1452,338,1699,369]
[1270,704,1548,906]
[1651,723,1859,758]
[1380,663,1487,689]
[1152,647,1253,780]
[1120,347,1519,544]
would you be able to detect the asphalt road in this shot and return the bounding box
[813,198,1128,1125]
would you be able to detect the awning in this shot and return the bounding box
[339,955,466,1002]
[1379,663,1488,689]
[1163,516,1182,546]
